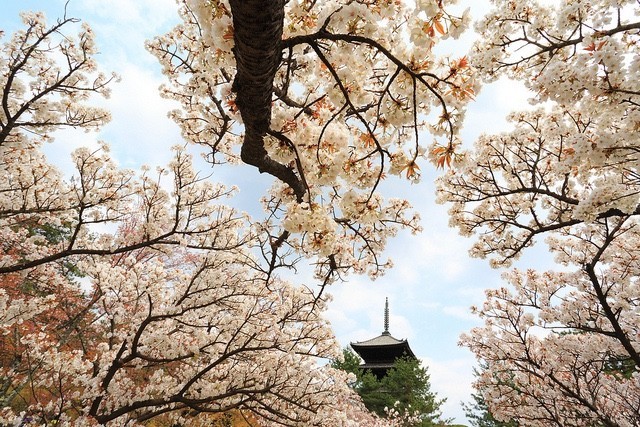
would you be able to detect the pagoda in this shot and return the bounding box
[350,298,416,379]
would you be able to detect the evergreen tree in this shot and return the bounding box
[333,349,446,426]
[331,347,363,376]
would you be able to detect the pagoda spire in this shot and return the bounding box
[383,297,390,335]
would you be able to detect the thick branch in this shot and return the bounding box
[229,0,305,202]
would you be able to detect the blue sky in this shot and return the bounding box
[1,1,550,423]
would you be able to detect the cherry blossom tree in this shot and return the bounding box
[0,11,386,427]
[148,0,476,286]
[437,1,640,425]
[1,1,476,425]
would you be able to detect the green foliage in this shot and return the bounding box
[604,355,636,379]
[332,346,363,375]
[28,223,71,245]
[333,348,446,426]
[26,222,85,281]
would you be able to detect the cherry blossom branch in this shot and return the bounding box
[283,29,457,144]
[583,219,640,367]
[1,16,113,145]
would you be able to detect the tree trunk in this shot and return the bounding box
[229,0,305,202]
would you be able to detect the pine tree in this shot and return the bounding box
[333,349,447,426]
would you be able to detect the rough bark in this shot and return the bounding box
[229,0,305,202]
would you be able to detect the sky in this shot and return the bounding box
[1,1,551,424]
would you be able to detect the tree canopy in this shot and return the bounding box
[437,1,640,425]
[149,0,475,284]
[333,349,446,426]
[0,1,472,426]
[1,0,639,426]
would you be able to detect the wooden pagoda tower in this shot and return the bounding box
[350,298,416,379]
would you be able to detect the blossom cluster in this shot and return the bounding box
[148,0,476,280]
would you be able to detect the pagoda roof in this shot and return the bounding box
[350,298,416,362]
[351,332,416,360]
[351,331,408,348]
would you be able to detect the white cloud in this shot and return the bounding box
[41,128,103,180]
[442,305,478,322]
[37,1,182,176]
[76,0,177,33]
[409,230,472,282]
[98,63,181,169]
[325,307,359,338]
[329,282,385,314]
[422,355,477,425]
[386,314,414,340]
[42,52,182,180]
[69,0,179,74]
